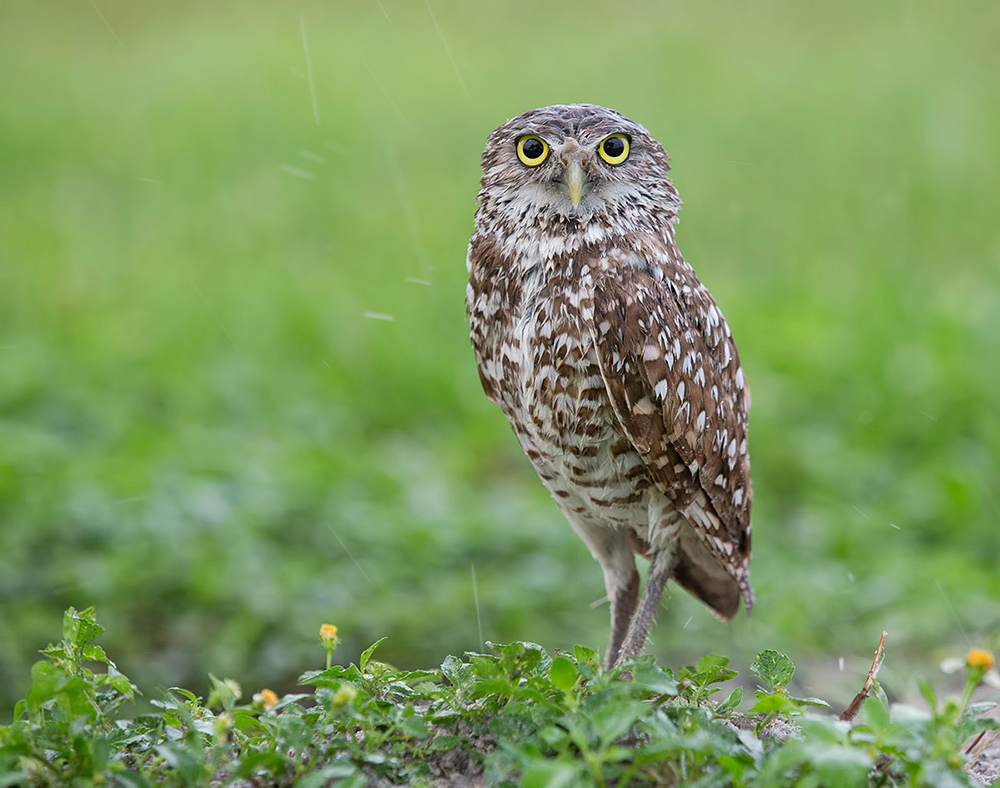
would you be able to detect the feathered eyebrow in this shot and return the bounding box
[512,125,557,137]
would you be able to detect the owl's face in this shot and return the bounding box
[479,104,679,222]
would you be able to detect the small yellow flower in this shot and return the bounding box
[320,623,340,669]
[331,684,358,709]
[959,648,999,714]
[320,624,339,644]
[256,688,279,709]
[967,649,995,671]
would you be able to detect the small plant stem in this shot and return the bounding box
[958,675,977,715]
[586,752,608,788]
[616,762,641,787]
[755,710,778,735]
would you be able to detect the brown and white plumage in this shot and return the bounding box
[466,104,753,669]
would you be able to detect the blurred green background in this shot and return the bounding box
[1,0,998,717]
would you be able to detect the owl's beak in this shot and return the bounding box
[564,160,586,209]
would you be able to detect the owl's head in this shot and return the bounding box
[478,104,681,223]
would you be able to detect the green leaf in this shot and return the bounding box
[81,644,111,666]
[748,693,797,714]
[440,654,473,688]
[111,773,153,788]
[549,656,577,693]
[470,677,518,700]
[574,644,599,669]
[716,685,743,715]
[232,750,294,778]
[966,701,998,717]
[920,759,978,788]
[166,687,200,703]
[917,678,937,710]
[498,641,549,676]
[750,649,795,693]
[632,660,678,696]
[89,734,112,772]
[587,698,647,746]
[538,723,571,748]
[521,759,583,788]
[296,762,359,788]
[695,653,730,674]
[692,653,738,685]
[299,665,360,688]
[791,695,831,708]
[399,715,429,738]
[25,660,66,712]
[717,753,753,780]
[63,606,104,647]
[468,654,501,679]
[429,734,462,751]
[862,695,890,731]
[808,743,874,784]
[602,744,635,764]
[105,666,137,700]
[154,742,205,782]
[872,678,889,708]
[206,674,241,711]
[359,637,388,674]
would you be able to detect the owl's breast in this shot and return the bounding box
[468,248,656,531]
[504,294,656,531]
[510,290,604,442]
[497,278,637,468]
[468,244,605,435]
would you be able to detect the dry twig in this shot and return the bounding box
[840,631,888,722]
[966,730,1000,769]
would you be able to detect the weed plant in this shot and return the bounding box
[2,608,997,786]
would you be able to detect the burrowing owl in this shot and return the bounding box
[466,104,753,669]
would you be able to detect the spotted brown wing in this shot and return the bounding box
[585,250,753,610]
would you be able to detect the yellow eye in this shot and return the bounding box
[598,133,630,165]
[516,135,549,167]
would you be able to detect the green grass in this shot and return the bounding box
[2,0,1000,721]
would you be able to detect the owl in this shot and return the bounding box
[466,104,753,669]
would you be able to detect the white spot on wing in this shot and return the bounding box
[633,396,656,415]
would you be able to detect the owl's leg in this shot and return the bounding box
[613,546,677,668]
[565,517,639,670]
[605,560,640,670]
